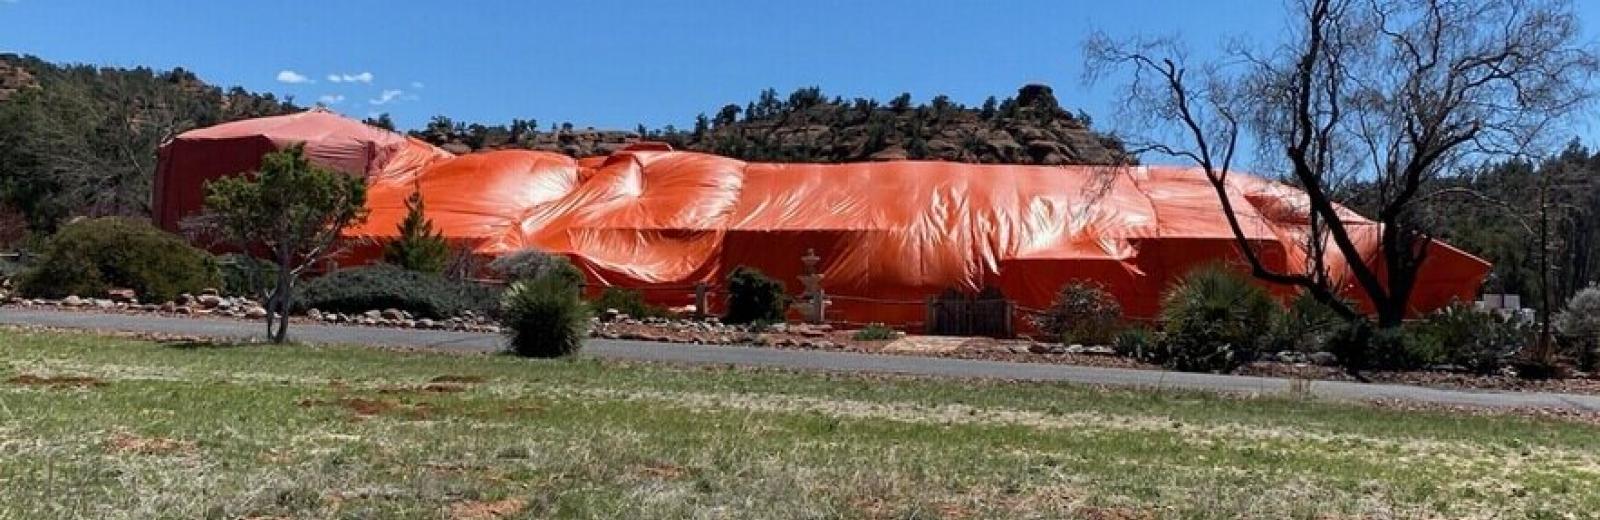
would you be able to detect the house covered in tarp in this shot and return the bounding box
[155,111,1490,326]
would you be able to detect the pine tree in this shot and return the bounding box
[382,188,449,273]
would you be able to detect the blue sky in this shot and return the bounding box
[4,0,1599,166]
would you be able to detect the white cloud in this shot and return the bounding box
[317,94,346,105]
[410,81,425,89]
[327,72,374,84]
[369,89,404,105]
[275,70,313,84]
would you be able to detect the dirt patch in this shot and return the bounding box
[422,382,469,393]
[374,382,471,395]
[447,497,526,520]
[297,397,433,420]
[1365,398,1600,426]
[7,373,105,388]
[430,374,487,384]
[637,460,687,480]
[107,431,195,455]
[1074,506,1157,520]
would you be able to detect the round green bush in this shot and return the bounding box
[1412,303,1528,374]
[500,274,591,357]
[1154,264,1279,373]
[1034,281,1122,345]
[1556,286,1600,369]
[488,249,584,286]
[1327,320,1444,372]
[590,287,666,319]
[723,266,788,325]
[294,264,500,319]
[16,217,220,302]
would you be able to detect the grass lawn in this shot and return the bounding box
[1,328,1598,519]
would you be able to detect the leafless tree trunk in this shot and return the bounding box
[1086,0,1597,328]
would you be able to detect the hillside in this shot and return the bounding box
[0,54,299,234]
[410,84,1133,165]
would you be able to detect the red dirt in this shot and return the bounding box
[447,497,526,520]
[7,374,105,388]
[107,431,195,455]
[430,375,487,384]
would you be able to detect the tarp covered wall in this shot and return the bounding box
[157,112,1491,326]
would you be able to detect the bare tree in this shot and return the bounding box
[1085,0,1597,329]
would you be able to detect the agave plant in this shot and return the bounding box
[1155,264,1279,372]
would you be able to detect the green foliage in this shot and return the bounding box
[1111,326,1158,361]
[1327,320,1445,372]
[1412,303,1530,374]
[1556,286,1600,368]
[1033,281,1122,345]
[723,266,788,325]
[1153,265,1279,373]
[381,189,449,273]
[488,249,584,286]
[197,144,368,341]
[0,54,296,233]
[591,287,665,319]
[1264,291,1348,353]
[217,253,278,298]
[15,217,219,302]
[853,323,898,341]
[294,264,499,319]
[500,273,591,358]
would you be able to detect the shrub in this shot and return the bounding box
[1412,303,1530,374]
[853,323,898,341]
[1263,291,1347,353]
[488,249,584,286]
[501,273,591,357]
[16,217,220,302]
[1033,281,1122,345]
[1111,326,1157,361]
[1556,286,1600,369]
[381,190,449,273]
[591,287,665,319]
[294,264,500,319]
[218,253,279,298]
[1153,264,1278,373]
[1328,320,1445,372]
[723,266,788,325]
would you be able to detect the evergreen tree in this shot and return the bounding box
[382,187,450,274]
[194,144,367,342]
[363,113,396,131]
[980,96,998,120]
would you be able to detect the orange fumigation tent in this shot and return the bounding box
[155,111,1490,326]
[153,108,452,232]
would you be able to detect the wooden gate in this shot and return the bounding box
[925,286,1014,338]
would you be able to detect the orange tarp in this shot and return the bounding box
[156,112,1490,325]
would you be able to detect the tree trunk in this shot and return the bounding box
[268,251,293,344]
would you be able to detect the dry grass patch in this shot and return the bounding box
[446,497,526,520]
[106,430,195,455]
[7,373,105,388]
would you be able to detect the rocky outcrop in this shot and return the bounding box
[411,84,1132,166]
[671,84,1132,166]
[0,59,37,102]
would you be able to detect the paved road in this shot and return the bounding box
[4,308,1599,412]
